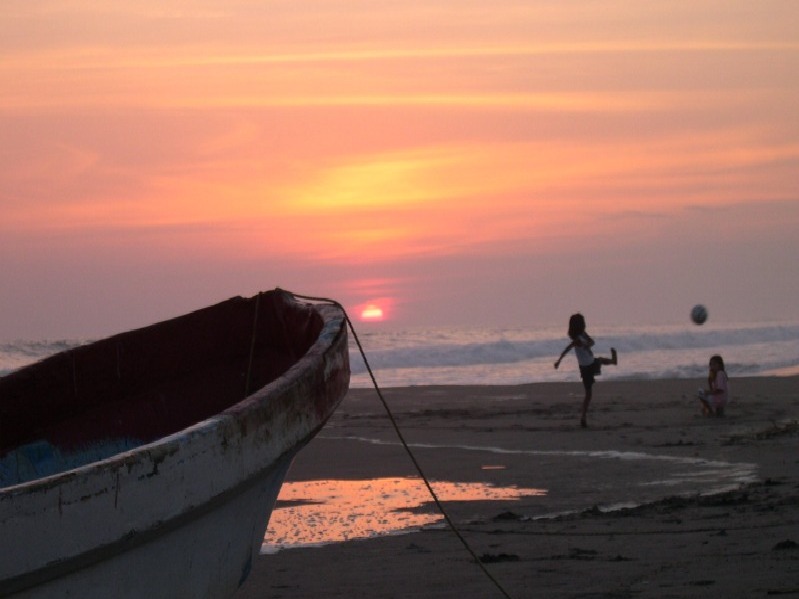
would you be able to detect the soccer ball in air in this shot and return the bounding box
[691,304,708,325]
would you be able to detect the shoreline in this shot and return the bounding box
[235,376,799,598]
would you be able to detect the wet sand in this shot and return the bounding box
[235,376,799,598]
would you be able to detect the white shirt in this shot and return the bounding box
[574,334,595,367]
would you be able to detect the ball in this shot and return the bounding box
[691,304,708,325]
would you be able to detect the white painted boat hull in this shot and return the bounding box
[0,291,350,598]
[11,454,294,599]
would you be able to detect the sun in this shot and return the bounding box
[360,304,384,321]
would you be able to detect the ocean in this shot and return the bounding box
[345,320,799,388]
[3,320,798,387]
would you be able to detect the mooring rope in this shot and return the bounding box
[244,291,261,398]
[291,292,515,599]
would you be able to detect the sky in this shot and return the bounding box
[2,1,798,339]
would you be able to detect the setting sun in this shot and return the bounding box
[360,304,384,321]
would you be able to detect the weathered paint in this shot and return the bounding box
[0,290,350,598]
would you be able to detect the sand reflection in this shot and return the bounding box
[263,477,545,553]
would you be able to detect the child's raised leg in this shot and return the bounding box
[598,348,618,366]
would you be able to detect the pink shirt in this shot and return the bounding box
[711,371,729,407]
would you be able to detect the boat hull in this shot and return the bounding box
[0,290,350,598]
[11,454,294,598]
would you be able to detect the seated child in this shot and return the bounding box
[697,355,729,417]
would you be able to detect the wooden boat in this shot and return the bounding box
[0,289,350,598]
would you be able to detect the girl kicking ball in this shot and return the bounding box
[554,313,618,428]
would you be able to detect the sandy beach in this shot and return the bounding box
[235,376,799,599]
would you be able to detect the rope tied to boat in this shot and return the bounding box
[290,292,516,599]
[244,291,261,398]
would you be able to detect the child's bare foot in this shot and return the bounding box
[611,348,618,365]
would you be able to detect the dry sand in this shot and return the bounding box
[235,376,799,598]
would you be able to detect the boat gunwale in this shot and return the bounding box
[0,296,348,498]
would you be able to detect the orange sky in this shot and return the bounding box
[1,1,798,337]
